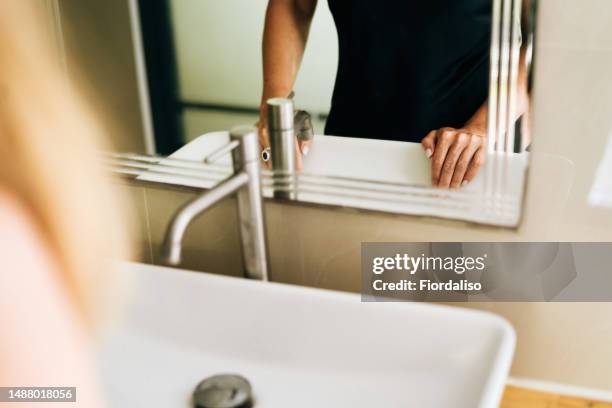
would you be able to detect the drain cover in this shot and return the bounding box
[193,374,253,408]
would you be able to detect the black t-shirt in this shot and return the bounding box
[325,0,492,142]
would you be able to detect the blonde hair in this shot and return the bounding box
[0,1,134,322]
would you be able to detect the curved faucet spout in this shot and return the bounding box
[162,172,249,266]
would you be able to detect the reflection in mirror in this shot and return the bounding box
[144,0,497,187]
[105,0,536,227]
[589,128,612,209]
[487,0,536,154]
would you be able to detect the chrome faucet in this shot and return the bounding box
[162,126,269,281]
[267,97,297,199]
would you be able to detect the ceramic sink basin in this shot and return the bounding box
[99,262,515,407]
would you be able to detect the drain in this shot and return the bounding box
[193,374,253,408]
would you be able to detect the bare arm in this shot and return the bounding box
[259,0,318,169]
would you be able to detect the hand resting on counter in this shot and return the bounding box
[421,126,487,189]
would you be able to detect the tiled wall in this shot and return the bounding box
[119,183,244,276]
[117,0,612,394]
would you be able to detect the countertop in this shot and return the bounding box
[138,131,528,226]
[152,131,527,191]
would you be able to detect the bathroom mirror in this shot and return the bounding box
[94,0,535,227]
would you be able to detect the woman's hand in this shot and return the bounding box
[257,104,312,171]
[421,126,486,189]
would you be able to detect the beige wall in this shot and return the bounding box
[530,0,612,236]
[115,0,612,393]
[58,0,149,153]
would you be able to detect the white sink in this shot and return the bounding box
[99,262,515,408]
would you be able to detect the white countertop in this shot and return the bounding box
[138,132,528,227]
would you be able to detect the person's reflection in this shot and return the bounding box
[259,0,528,188]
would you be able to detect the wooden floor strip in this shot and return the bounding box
[501,385,612,407]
